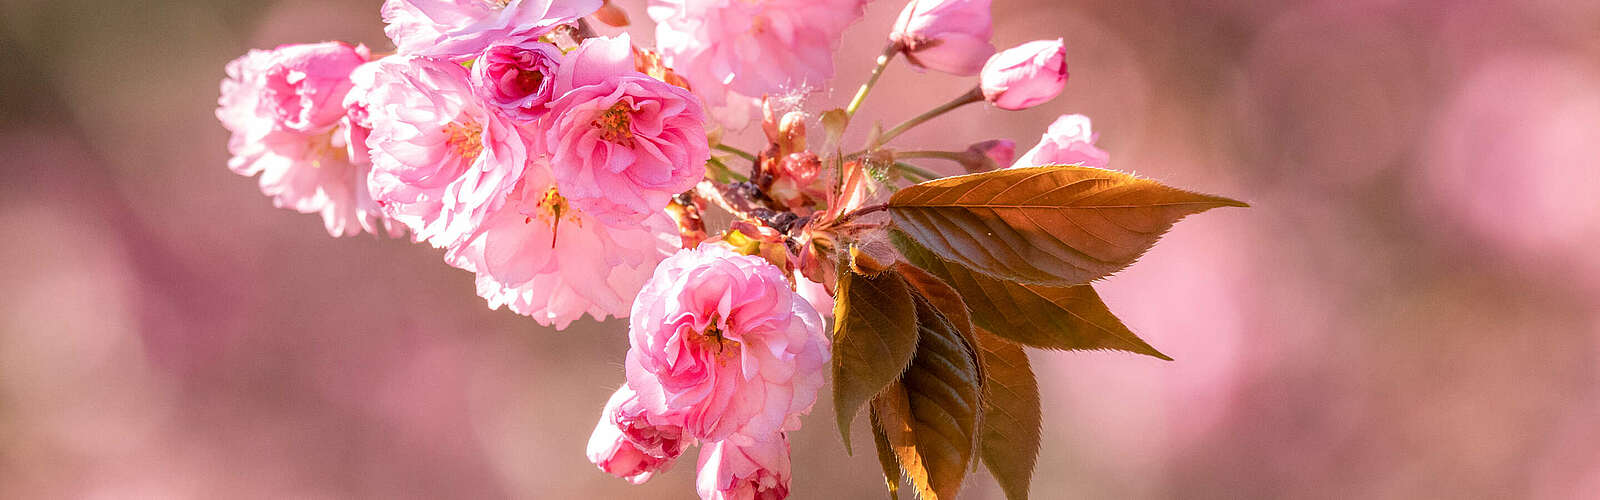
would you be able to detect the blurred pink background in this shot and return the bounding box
[2,0,1598,498]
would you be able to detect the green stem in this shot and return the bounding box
[896,150,968,162]
[894,162,939,182]
[714,143,757,162]
[845,42,903,119]
[707,157,748,183]
[874,87,984,148]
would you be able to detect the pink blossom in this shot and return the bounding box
[217,43,397,237]
[445,162,680,329]
[588,419,667,484]
[981,38,1069,110]
[364,56,531,248]
[541,35,709,226]
[257,42,369,133]
[588,386,683,484]
[341,60,383,166]
[793,277,832,321]
[1012,114,1109,168]
[625,245,829,442]
[890,0,996,76]
[470,39,564,122]
[649,0,868,115]
[696,436,792,500]
[609,385,694,459]
[381,0,600,60]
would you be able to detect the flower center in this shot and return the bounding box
[694,319,741,362]
[305,129,340,168]
[525,186,583,247]
[511,67,544,96]
[593,101,635,146]
[484,0,513,9]
[443,121,484,159]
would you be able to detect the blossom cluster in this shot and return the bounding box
[218,0,1100,497]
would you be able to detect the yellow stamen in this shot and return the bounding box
[593,101,635,146]
[528,187,583,247]
[693,318,741,362]
[443,121,484,159]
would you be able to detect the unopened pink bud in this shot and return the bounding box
[981,39,1069,110]
[964,139,1015,172]
[587,385,687,484]
[890,0,996,76]
[587,422,673,484]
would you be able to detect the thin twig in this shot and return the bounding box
[828,203,890,228]
[896,150,967,162]
[874,87,984,148]
[845,42,903,119]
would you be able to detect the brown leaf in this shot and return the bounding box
[895,262,972,335]
[892,231,1171,360]
[974,330,1042,500]
[850,240,897,276]
[832,268,920,452]
[888,165,1247,287]
[870,407,903,500]
[897,262,987,386]
[872,294,985,499]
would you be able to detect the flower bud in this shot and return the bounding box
[981,39,1069,110]
[890,0,996,76]
[777,112,807,154]
[762,98,808,156]
[607,385,693,460]
[1013,114,1109,168]
[471,40,563,122]
[588,422,674,484]
[696,436,792,500]
[588,386,685,484]
[962,139,1016,173]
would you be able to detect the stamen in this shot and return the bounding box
[443,121,484,159]
[530,187,583,247]
[593,101,635,146]
[693,317,741,361]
